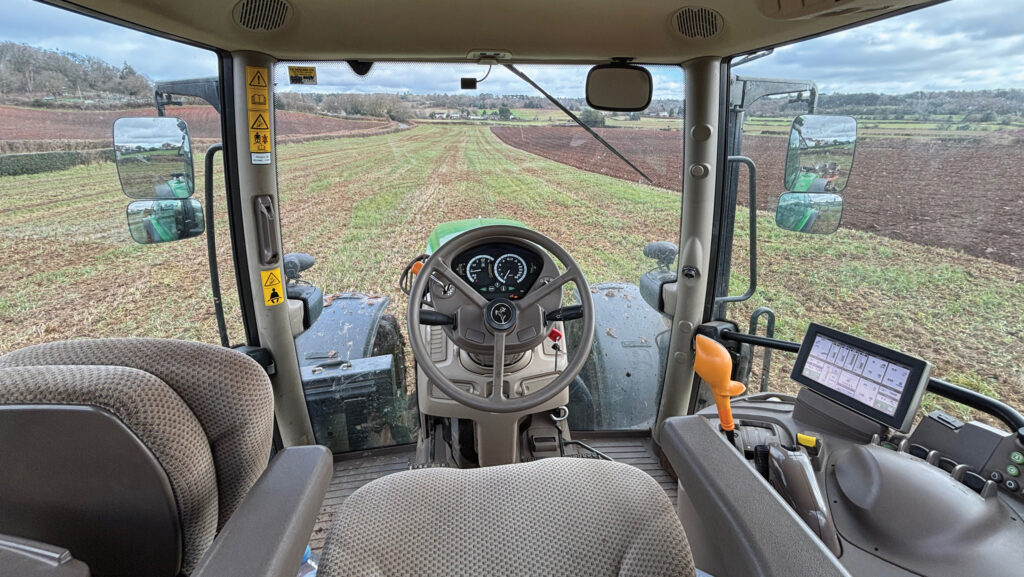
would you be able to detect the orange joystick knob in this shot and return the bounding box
[693,335,747,434]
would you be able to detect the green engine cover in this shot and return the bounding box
[425,218,526,254]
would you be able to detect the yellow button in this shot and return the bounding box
[797,433,819,449]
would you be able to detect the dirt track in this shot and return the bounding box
[492,126,1024,269]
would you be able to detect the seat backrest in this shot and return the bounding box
[0,339,275,576]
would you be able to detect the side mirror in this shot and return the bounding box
[127,198,205,244]
[784,115,857,193]
[775,192,843,235]
[585,64,652,112]
[114,117,195,199]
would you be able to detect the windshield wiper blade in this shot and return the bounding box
[503,64,653,184]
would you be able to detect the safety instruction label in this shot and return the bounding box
[245,66,271,162]
[288,66,317,85]
[261,268,284,307]
[248,111,271,153]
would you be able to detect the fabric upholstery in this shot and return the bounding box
[0,364,217,573]
[319,457,696,577]
[0,338,275,527]
[0,338,276,574]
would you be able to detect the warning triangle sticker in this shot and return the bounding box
[249,71,268,88]
[250,114,269,130]
[263,271,281,286]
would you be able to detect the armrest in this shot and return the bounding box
[192,445,332,577]
[661,416,850,577]
[0,534,90,577]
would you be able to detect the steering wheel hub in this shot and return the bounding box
[485,298,517,332]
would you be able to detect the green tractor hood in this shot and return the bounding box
[425,218,526,254]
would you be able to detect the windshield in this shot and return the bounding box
[721,0,1024,423]
[272,62,685,440]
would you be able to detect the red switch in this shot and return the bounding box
[547,328,563,343]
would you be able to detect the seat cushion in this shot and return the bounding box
[0,338,274,530]
[319,458,695,577]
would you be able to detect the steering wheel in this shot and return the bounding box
[407,226,595,414]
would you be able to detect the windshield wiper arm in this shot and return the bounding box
[503,64,653,184]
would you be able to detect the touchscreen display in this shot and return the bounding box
[791,324,931,432]
[802,334,911,417]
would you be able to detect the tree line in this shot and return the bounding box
[748,88,1024,122]
[0,42,151,104]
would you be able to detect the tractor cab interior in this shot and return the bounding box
[1,1,1023,577]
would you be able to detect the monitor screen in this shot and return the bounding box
[792,324,931,432]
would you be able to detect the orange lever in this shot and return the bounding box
[693,335,747,432]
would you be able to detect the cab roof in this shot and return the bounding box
[46,0,940,63]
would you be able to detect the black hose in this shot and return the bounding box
[204,144,229,347]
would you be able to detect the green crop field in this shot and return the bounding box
[1,123,1021,421]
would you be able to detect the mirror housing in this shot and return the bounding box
[586,64,652,112]
[127,198,205,244]
[784,115,857,193]
[775,192,844,235]
[114,117,195,199]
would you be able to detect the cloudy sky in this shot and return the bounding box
[2,0,1022,97]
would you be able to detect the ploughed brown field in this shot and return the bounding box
[491,126,1024,269]
[0,105,392,149]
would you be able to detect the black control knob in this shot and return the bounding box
[990,471,1004,483]
[1005,479,1020,493]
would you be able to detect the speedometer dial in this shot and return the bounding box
[466,254,494,285]
[494,253,528,284]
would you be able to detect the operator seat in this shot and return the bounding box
[318,457,696,577]
[0,339,275,577]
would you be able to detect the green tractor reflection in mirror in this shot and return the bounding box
[113,117,195,199]
[127,198,205,244]
[784,115,857,193]
[775,192,844,235]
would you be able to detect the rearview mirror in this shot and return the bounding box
[114,117,194,199]
[775,192,843,235]
[586,64,652,112]
[784,115,857,193]
[127,198,205,244]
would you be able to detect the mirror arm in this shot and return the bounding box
[204,143,230,347]
[715,156,758,307]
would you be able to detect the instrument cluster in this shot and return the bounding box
[452,243,543,300]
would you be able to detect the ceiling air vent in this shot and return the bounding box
[672,6,723,39]
[233,0,291,32]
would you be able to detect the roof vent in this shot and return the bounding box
[672,6,723,39]
[233,0,291,32]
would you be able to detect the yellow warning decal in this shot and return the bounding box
[248,111,271,153]
[261,268,284,307]
[245,66,269,110]
[245,66,271,159]
[287,66,317,85]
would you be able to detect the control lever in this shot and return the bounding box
[420,310,455,326]
[768,443,843,556]
[545,305,583,322]
[693,335,747,446]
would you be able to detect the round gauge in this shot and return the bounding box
[466,254,495,285]
[494,253,528,284]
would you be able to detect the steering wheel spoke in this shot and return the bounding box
[490,331,506,401]
[434,260,488,308]
[519,270,580,310]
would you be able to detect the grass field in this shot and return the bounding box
[1,123,1021,422]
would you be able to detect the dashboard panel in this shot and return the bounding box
[451,242,543,300]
